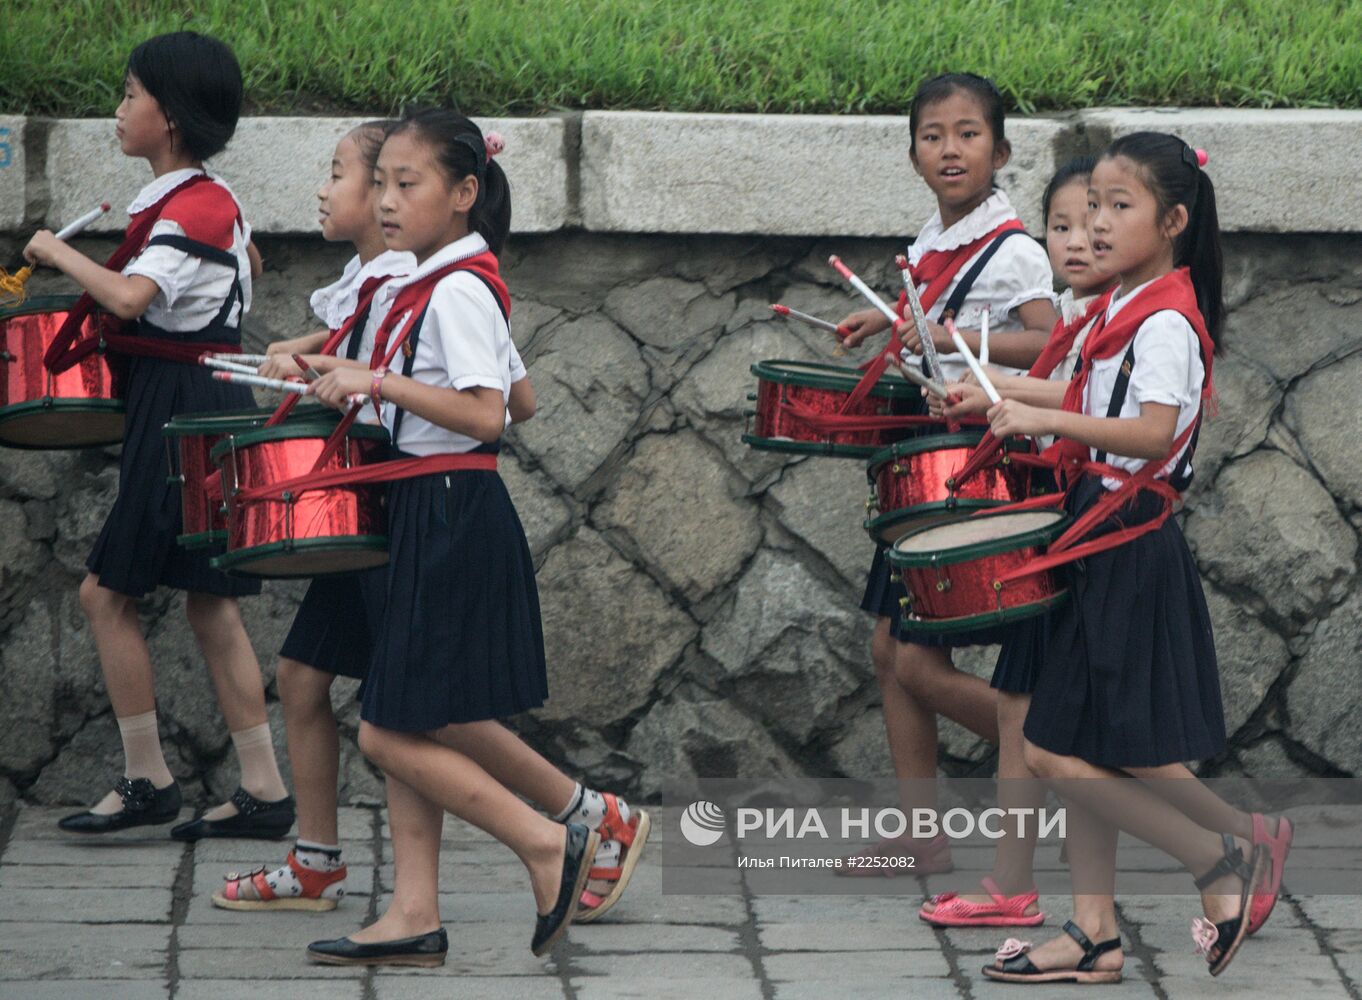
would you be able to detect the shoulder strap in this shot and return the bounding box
[1093,343,1137,466]
[940,228,1028,321]
[389,303,431,445]
[140,233,243,335]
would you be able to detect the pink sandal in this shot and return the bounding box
[1247,813,1292,936]
[920,876,1046,927]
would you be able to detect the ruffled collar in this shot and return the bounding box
[909,190,1018,265]
[310,250,416,329]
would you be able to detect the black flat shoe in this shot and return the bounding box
[307,928,448,967]
[531,821,600,956]
[170,786,296,842]
[58,778,182,834]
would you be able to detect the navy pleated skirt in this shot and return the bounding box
[87,354,261,599]
[359,448,548,731]
[1023,475,1226,768]
[280,572,377,680]
[989,611,1048,694]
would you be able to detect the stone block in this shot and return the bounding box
[0,116,25,231]
[1081,108,1362,232]
[1288,588,1362,774]
[1286,352,1362,509]
[582,112,1062,236]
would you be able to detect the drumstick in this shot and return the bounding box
[894,254,946,385]
[978,308,990,368]
[827,256,899,326]
[1,201,112,305]
[293,354,321,382]
[212,369,370,406]
[948,320,1001,405]
[210,353,269,366]
[54,202,113,241]
[201,356,262,376]
[896,363,950,400]
[770,304,850,338]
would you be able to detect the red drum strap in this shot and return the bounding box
[233,451,497,507]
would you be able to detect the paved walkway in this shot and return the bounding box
[0,806,1357,999]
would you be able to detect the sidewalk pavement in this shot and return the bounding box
[0,806,1357,999]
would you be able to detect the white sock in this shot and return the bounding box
[92,711,174,815]
[231,723,289,802]
[557,786,631,870]
[260,840,346,900]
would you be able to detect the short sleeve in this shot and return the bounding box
[1003,287,1059,324]
[427,273,505,393]
[509,342,527,382]
[123,219,202,308]
[1129,311,1202,409]
[988,238,1056,313]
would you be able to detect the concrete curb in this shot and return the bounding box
[2,109,1360,237]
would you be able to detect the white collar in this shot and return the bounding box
[909,190,1018,264]
[127,167,209,215]
[1060,288,1102,325]
[310,250,416,328]
[1107,276,1160,321]
[382,233,490,299]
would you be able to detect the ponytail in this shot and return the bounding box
[1104,131,1225,352]
[388,109,513,255]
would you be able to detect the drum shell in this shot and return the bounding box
[900,543,1063,620]
[743,360,917,459]
[866,433,1032,544]
[213,426,389,578]
[0,296,125,449]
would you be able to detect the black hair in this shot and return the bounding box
[1042,154,1098,226]
[126,32,242,161]
[387,109,511,255]
[350,119,397,172]
[908,72,1007,158]
[1103,132,1225,350]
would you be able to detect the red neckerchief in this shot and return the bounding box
[1027,294,1108,380]
[44,174,217,373]
[1049,267,1214,474]
[893,218,1026,318]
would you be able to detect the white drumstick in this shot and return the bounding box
[211,369,370,406]
[979,308,990,367]
[202,356,260,376]
[894,254,946,385]
[895,362,950,400]
[54,202,111,241]
[210,353,269,366]
[827,256,900,326]
[949,323,1001,405]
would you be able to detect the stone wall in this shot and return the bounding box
[1,227,1360,810]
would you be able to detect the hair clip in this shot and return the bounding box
[1194,148,1209,167]
[484,132,505,160]
[1182,145,1209,170]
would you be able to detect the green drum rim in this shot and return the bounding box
[0,294,83,319]
[864,429,989,470]
[898,590,1070,635]
[210,418,390,461]
[749,359,918,399]
[742,432,879,460]
[164,405,329,438]
[0,398,127,450]
[212,535,390,579]
[177,530,227,549]
[887,510,1072,570]
[865,498,1011,544]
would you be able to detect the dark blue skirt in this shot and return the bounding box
[989,611,1048,694]
[87,354,261,599]
[360,450,548,731]
[1023,475,1226,768]
[280,572,377,681]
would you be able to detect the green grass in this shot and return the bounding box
[4,0,1360,117]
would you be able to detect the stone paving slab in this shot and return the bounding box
[0,922,170,980]
[574,978,764,1000]
[764,948,951,980]
[773,982,961,1000]
[176,950,365,979]
[177,982,364,1000]
[0,983,168,1000]
[0,885,172,923]
[374,977,568,999]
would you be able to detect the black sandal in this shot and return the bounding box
[982,919,1123,984]
[170,786,296,842]
[57,777,182,834]
[530,822,600,956]
[1191,833,1267,977]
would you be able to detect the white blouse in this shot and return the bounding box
[904,189,1054,381]
[1084,278,1205,488]
[365,233,515,456]
[122,168,252,332]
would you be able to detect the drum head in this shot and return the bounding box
[890,509,1068,568]
[742,433,880,460]
[865,498,1009,545]
[163,406,322,438]
[0,400,126,449]
[750,359,918,399]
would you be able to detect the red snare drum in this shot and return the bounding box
[210,417,390,578]
[889,509,1071,634]
[163,406,326,549]
[864,430,1032,545]
[0,295,124,448]
[742,359,919,459]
